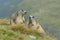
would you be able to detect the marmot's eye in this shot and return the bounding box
[32,16,34,18]
[21,9,23,11]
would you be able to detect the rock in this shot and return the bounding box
[28,35,36,40]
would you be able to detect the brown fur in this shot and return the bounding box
[10,10,26,26]
[27,16,46,37]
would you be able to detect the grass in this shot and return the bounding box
[0,19,57,40]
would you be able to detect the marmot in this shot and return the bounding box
[10,9,27,26]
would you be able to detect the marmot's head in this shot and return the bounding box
[29,15,35,20]
[18,9,27,16]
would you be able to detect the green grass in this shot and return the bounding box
[0,19,57,40]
